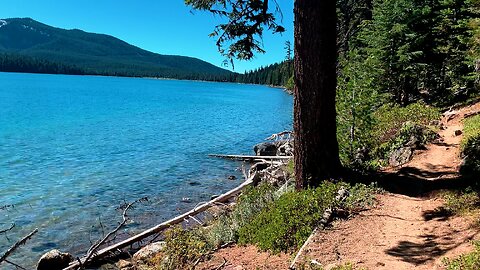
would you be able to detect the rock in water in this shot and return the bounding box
[133,241,166,262]
[254,142,277,156]
[389,147,413,167]
[37,249,73,270]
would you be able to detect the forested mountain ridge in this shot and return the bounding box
[235,60,293,88]
[0,18,235,80]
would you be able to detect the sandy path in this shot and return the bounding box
[300,102,480,269]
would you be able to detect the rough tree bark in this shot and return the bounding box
[294,0,342,189]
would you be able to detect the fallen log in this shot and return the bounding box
[208,154,292,161]
[63,176,256,270]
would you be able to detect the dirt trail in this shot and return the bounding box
[197,102,480,270]
[300,102,480,270]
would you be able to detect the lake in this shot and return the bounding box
[0,72,293,268]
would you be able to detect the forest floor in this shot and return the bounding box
[196,102,480,270]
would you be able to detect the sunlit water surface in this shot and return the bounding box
[0,72,293,268]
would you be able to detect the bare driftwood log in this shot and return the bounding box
[64,175,256,270]
[289,189,349,269]
[208,154,292,161]
[265,130,293,141]
[0,228,38,266]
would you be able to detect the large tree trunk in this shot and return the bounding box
[294,0,342,189]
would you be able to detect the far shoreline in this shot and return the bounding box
[0,70,291,92]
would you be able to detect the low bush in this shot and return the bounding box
[356,102,441,167]
[206,182,276,247]
[154,182,378,268]
[237,182,378,253]
[461,115,480,176]
[298,262,361,270]
[159,226,211,270]
[374,122,438,162]
[443,188,480,214]
[373,102,440,145]
[444,241,480,270]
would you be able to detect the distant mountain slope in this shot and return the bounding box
[0,18,234,80]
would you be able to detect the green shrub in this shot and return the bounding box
[444,241,480,270]
[374,122,438,161]
[461,115,480,175]
[373,102,440,144]
[443,188,480,214]
[237,182,378,253]
[160,226,211,270]
[298,262,361,270]
[206,183,276,247]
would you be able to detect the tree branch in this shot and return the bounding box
[83,201,136,265]
[0,228,38,265]
[0,223,15,234]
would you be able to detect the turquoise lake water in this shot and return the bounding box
[0,72,293,268]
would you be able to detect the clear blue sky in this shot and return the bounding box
[0,0,294,73]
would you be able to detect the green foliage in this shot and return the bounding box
[463,114,480,149]
[285,75,295,91]
[286,159,295,176]
[358,0,479,105]
[344,183,381,211]
[206,183,276,247]
[184,0,284,62]
[337,49,382,165]
[237,182,378,253]
[0,53,86,75]
[461,115,480,175]
[297,262,362,270]
[236,60,293,87]
[444,241,480,270]
[160,226,211,270]
[377,122,438,161]
[372,102,440,144]
[0,18,235,81]
[443,187,480,214]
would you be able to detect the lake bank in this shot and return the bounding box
[0,72,293,269]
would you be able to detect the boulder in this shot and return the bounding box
[276,140,294,156]
[254,142,277,156]
[116,259,134,270]
[389,147,413,167]
[37,249,73,270]
[133,241,166,262]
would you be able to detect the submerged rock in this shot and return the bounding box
[37,249,73,270]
